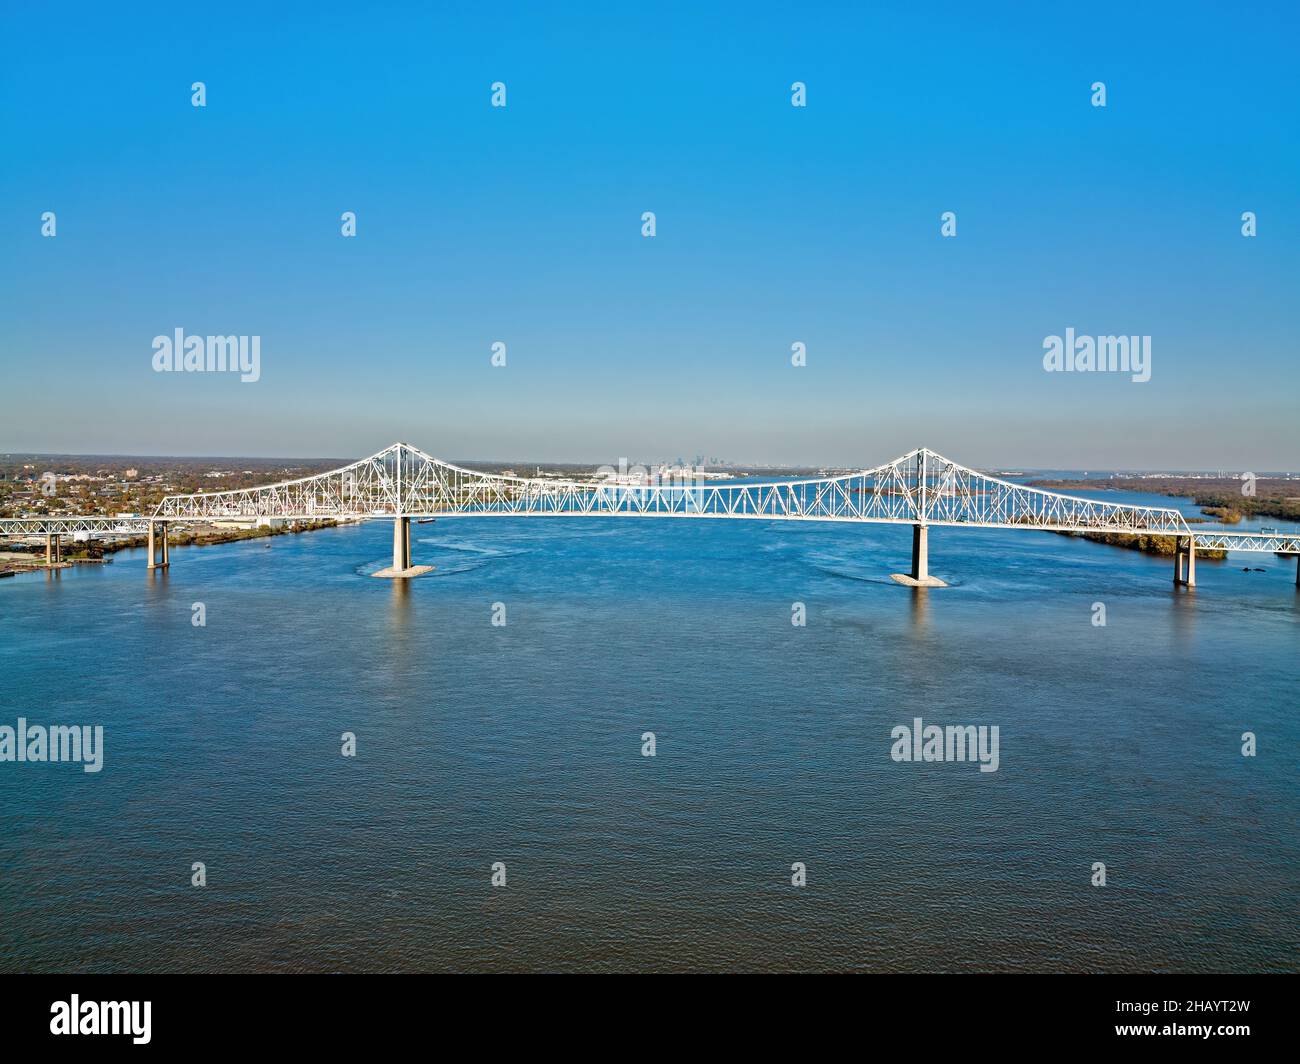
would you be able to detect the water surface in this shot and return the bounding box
[1,514,1296,972]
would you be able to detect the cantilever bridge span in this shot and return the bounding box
[3,443,1298,587]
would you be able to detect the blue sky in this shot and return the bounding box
[2,1,1297,469]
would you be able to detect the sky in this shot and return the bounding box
[1,1,1297,470]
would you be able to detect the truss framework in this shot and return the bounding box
[1189,530,1300,553]
[3,445,1294,554]
[135,442,1297,551]
[0,517,151,536]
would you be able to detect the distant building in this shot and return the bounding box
[209,517,285,530]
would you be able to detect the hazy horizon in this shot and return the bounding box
[2,444,1296,477]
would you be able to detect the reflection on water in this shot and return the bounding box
[1169,585,1198,647]
[907,587,931,634]
[388,573,411,610]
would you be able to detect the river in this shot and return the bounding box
[1,491,1296,971]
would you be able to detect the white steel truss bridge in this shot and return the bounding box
[3,443,1297,587]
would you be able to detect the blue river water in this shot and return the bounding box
[1,502,1297,972]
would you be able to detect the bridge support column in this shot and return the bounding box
[393,516,410,572]
[372,516,433,578]
[45,533,53,566]
[1174,536,1195,587]
[147,522,168,570]
[891,523,947,587]
[912,524,928,582]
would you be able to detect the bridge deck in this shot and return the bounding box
[4,445,1296,553]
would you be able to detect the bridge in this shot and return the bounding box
[2,443,1297,587]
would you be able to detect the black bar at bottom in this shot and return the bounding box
[0,973,1291,1051]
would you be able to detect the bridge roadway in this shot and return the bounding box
[2,444,1297,588]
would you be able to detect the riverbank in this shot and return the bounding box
[1028,475,1300,524]
[0,519,340,573]
[1053,530,1227,559]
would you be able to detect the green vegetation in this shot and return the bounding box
[1200,505,1243,524]
[1191,492,1298,523]
[0,454,347,520]
[1027,475,1300,524]
[1053,530,1227,559]
[2,520,338,567]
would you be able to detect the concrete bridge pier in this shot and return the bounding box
[891,523,948,587]
[1174,536,1196,587]
[147,521,169,570]
[373,516,433,579]
[45,532,62,566]
[393,515,410,572]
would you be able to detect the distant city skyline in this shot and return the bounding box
[3,2,1298,471]
[3,444,1297,478]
